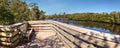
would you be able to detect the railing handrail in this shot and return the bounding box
[48,20,120,48]
[48,20,120,42]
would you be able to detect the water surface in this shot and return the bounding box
[54,19,120,35]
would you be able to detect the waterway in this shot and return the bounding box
[54,19,120,35]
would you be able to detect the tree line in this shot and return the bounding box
[0,0,45,25]
[47,12,120,24]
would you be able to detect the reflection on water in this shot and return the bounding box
[54,19,120,35]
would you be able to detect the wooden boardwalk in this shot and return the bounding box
[0,20,120,48]
[16,21,65,48]
[16,32,65,48]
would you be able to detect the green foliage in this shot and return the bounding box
[0,6,14,25]
[30,6,45,20]
[39,10,45,20]
[0,0,45,25]
[48,12,120,24]
[0,0,14,25]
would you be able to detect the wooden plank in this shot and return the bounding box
[53,29,77,48]
[0,22,27,32]
[53,24,78,35]
[32,27,52,30]
[0,38,20,46]
[31,24,53,27]
[0,25,15,32]
[56,35,70,48]
[53,24,96,48]
[20,23,28,32]
[53,25,75,42]
[0,27,13,32]
[0,31,19,37]
[34,30,53,32]
[28,21,51,25]
[0,34,19,42]
[27,29,33,37]
[11,22,25,28]
[78,33,120,48]
[23,28,33,42]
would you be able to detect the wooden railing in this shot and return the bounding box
[0,21,28,47]
[48,20,120,48]
[0,20,120,48]
[28,21,53,32]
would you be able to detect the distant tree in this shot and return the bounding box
[39,10,45,20]
[0,0,14,25]
[30,6,40,20]
[10,0,30,22]
[0,0,45,25]
[47,12,120,24]
[62,12,65,18]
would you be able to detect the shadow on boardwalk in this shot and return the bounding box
[16,32,65,48]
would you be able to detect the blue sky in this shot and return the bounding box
[26,0,120,15]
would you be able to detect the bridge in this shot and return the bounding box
[0,20,120,48]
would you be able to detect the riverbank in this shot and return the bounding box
[48,12,120,24]
[53,19,120,35]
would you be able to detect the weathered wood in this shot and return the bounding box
[1,20,120,48]
[33,26,53,30]
[0,21,28,47]
[53,25,75,42]
[0,27,13,32]
[0,38,20,46]
[23,28,33,42]
[31,24,53,27]
[34,30,53,32]
[49,20,120,48]
[28,20,51,25]
[78,33,120,48]
[19,22,28,32]
[0,34,19,42]
[52,22,104,47]
[0,31,19,37]
[53,28,77,48]
[52,22,96,48]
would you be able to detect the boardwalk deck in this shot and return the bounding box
[0,20,120,48]
[16,31,65,48]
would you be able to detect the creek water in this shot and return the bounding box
[53,19,120,35]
